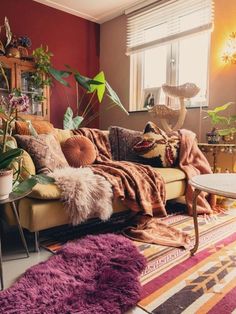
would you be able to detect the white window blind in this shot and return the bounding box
[126,0,214,55]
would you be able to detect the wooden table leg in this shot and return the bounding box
[190,189,201,256]
[10,202,29,257]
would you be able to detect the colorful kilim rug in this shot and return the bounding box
[137,207,236,313]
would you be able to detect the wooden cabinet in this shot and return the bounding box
[0,56,50,121]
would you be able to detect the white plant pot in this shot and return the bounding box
[0,169,13,200]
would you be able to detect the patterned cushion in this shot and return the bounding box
[62,135,96,167]
[108,126,143,162]
[133,122,180,167]
[15,134,68,174]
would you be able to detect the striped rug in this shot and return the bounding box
[137,208,236,313]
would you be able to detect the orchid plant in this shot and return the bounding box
[0,89,54,194]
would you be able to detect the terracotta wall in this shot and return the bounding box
[1,0,100,128]
[100,0,236,141]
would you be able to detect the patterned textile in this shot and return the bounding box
[133,122,180,167]
[74,128,167,216]
[15,134,68,174]
[137,208,236,313]
[108,126,142,162]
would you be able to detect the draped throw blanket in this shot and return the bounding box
[178,129,216,215]
[74,128,167,217]
[74,128,216,216]
[50,167,113,225]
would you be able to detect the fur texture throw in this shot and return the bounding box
[50,167,113,225]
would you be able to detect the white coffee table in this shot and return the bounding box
[189,173,236,255]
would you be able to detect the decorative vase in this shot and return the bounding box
[206,128,220,144]
[0,169,13,200]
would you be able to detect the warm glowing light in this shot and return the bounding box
[222,32,236,64]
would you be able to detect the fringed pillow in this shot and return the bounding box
[133,122,180,167]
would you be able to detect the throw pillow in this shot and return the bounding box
[133,121,180,167]
[15,134,69,174]
[62,135,97,167]
[109,126,143,162]
[15,121,54,135]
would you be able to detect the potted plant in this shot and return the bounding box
[32,46,129,129]
[204,102,236,143]
[0,89,54,199]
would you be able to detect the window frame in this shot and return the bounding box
[129,31,211,112]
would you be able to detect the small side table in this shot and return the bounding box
[0,191,30,290]
[198,143,236,173]
[189,173,236,255]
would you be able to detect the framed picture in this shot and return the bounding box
[142,87,161,109]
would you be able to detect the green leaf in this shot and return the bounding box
[13,178,37,194]
[13,174,55,194]
[5,140,16,149]
[48,67,71,87]
[74,73,102,91]
[63,107,83,130]
[105,81,129,115]
[88,71,106,103]
[218,128,236,136]
[207,102,233,114]
[0,148,23,169]
[32,174,55,184]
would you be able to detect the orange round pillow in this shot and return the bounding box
[62,135,96,167]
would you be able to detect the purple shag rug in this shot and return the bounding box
[0,233,146,314]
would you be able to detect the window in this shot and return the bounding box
[126,0,214,112]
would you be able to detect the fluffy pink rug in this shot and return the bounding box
[0,234,146,314]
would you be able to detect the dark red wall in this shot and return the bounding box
[1,0,100,128]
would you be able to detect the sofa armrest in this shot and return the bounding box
[28,183,61,200]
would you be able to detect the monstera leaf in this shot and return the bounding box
[63,107,83,130]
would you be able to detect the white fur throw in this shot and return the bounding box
[50,167,113,225]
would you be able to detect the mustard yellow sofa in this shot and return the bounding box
[5,129,186,250]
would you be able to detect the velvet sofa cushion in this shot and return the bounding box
[15,121,54,135]
[15,134,69,174]
[54,128,73,144]
[62,135,97,167]
[108,126,143,162]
